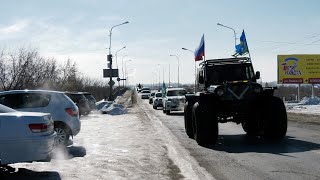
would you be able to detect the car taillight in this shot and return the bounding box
[65,107,78,117]
[29,124,49,133]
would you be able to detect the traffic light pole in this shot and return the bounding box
[108,54,113,101]
[107,21,129,101]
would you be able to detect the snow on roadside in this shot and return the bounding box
[299,96,320,105]
[96,90,132,115]
[286,96,320,116]
[140,103,215,180]
[6,90,196,179]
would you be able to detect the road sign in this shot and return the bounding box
[108,80,115,86]
[103,69,119,77]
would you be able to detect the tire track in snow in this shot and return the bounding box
[138,102,215,180]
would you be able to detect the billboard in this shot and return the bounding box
[278,54,320,84]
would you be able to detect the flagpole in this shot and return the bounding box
[194,61,197,93]
[203,34,207,91]
[244,30,251,60]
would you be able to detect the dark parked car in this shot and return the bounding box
[83,92,97,110]
[65,92,91,116]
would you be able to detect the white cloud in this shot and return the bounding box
[0,20,29,34]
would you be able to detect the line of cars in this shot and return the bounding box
[140,87,188,115]
[0,89,96,165]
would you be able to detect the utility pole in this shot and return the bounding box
[169,64,170,87]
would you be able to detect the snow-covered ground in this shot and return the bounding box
[1,91,212,180]
[286,96,320,116]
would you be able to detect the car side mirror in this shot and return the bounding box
[255,71,260,79]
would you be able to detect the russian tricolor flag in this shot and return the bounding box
[194,34,205,61]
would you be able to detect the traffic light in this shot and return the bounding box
[107,54,112,62]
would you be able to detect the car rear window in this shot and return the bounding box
[0,93,51,109]
[155,93,162,97]
[66,93,87,102]
[167,90,187,96]
[84,94,96,101]
[0,104,16,113]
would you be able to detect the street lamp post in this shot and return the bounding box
[168,64,170,87]
[124,59,132,87]
[182,47,194,53]
[107,21,129,101]
[121,55,128,87]
[170,55,180,87]
[157,64,161,91]
[217,23,237,47]
[108,21,129,54]
[115,46,126,87]
[182,47,196,93]
[115,46,126,69]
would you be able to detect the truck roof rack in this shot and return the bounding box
[200,57,251,66]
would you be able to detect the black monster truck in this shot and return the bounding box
[184,57,287,146]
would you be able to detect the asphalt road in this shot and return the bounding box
[139,98,320,180]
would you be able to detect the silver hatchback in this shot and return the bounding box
[0,90,81,145]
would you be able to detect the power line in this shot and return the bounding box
[250,33,320,53]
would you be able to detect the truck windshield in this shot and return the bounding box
[206,63,254,84]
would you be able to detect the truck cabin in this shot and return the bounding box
[197,58,258,87]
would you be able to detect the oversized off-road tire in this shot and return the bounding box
[241,111,261,136]
[192,102,218,146]
[184,102,194,138]
[263,96,287,140]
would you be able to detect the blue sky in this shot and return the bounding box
[1,0,320,85]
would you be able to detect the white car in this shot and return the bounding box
[153,92,163,109]
[0,90,81,145]
[162,88,187,115]
[0,104,56,165]
[141,89,151,99]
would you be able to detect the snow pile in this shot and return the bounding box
[286,96,320,115]
[95,90,133,115]
[99,103,128,115]
[114,90,134,108]
[96,100,113,110]
[299,96,320,105]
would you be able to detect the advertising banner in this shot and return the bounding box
[278,54,320,84]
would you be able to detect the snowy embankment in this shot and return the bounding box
[96,90,133,115]
[286,96,320,116]
[4,90,213,179]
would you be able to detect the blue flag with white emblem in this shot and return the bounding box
[161,81,166,97]
[234,30,249,56]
